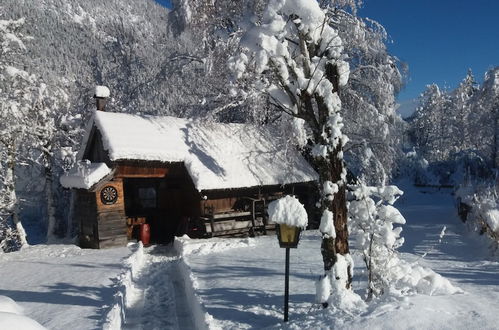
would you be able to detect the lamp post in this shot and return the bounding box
[276,224,301,322]
[268,195,308,323]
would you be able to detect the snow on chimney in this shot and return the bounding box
[94,85,110,111]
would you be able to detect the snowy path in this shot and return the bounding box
[394,184,499,329]
[123,245,198,330]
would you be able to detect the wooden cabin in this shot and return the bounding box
[61,109,318,249]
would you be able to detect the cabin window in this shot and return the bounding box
[138,187,156,209]
[124,178,160,216]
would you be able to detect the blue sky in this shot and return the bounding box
[155,0,171,8]
[360,0,499,101]
[156,0,499,102]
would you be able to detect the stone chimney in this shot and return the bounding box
[94,85,110,111]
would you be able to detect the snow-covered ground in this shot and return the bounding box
[183,183,499,329]
[1,184,498,329]
[0,245,130,329]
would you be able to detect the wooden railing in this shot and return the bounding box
[201,197,274,237]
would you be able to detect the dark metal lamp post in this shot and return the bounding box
[276,224,302,322]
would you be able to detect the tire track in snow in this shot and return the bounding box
[123,246,197,330]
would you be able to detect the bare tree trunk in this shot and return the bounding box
[65,191,76,239]
[7,145,28,247]
[45,163,57,242]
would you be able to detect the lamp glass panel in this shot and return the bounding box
[280,224,297,243]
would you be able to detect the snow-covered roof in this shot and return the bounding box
[90,111,318,191]
[60,161,112,189]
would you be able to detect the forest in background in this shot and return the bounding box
[0,0,497,251]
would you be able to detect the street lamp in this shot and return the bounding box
[276,224,301,322]
[268,196,308,323]
[276,224,301,248]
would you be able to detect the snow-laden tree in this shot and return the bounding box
[411,68,499,180]
[166,0,271,121]
[0,17,32,251]
[447,70,477,154]
[27,82,76,241]
[325,4,404,185]
[412,84,451,162]
[476,68,499,169]
[231,0,359,304]
[349,184,406,299]
[349,182,462,298]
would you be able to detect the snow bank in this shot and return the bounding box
[455,183,499,245]
[328,255,366,312]
[103,243,146,330]
[176,257,213,330]
[393,260,463,296]
[92,111,318,191]
[267,195,308,228]
[0,295,24,314]
[0,312,46,330]
[60,160,111,189]
[0,296,46,330]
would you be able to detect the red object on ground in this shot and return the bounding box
[140,223,151,246]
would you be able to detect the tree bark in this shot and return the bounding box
[7,144,28,247]
[317,63,351,287]
[45,163,57,242]
[320,149,351,287]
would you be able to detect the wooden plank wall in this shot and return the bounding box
[115,163,168,178]
[95,179,128,248]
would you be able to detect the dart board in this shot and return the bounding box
[100,185,118,205]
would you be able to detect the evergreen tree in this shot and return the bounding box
[448,70,477,154]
